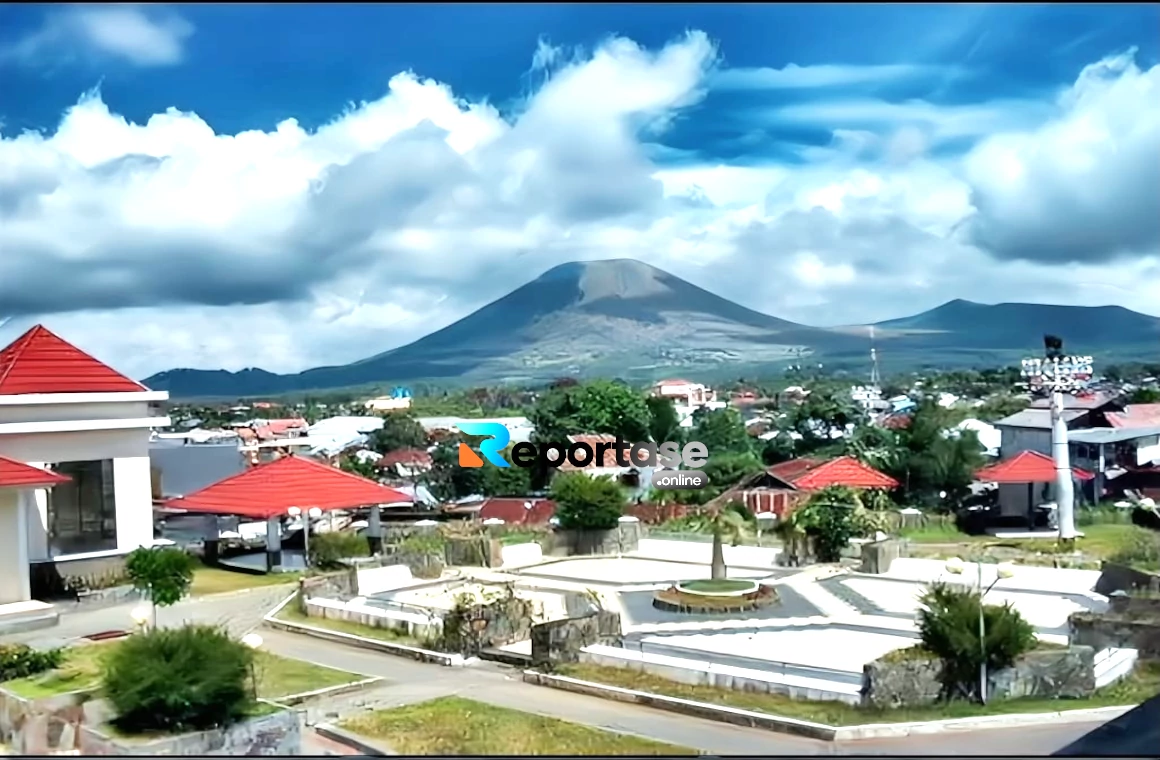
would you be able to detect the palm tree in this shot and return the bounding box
[708,507,750,580]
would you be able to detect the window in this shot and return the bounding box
[47,460,118,556]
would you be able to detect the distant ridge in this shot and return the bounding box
[143,260,1160,397]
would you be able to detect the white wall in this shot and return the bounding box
[114,456,154,552]
[0,428,149,463]
[0,489,30,604]
[0,400,151,425]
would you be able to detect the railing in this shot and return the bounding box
[633,639,861,685]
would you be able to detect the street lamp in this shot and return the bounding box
[1019,343,1093,541]
[945,556,1016,704]
[241,633,263,699]
[288,506,324,567]
[130,605,151,632]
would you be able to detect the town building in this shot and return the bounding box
[0,325,170,608]
[650,379,726,427]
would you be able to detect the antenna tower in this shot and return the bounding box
[869,326,881,390]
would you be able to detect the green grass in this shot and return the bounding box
[680,579,756,593]
[190,562,301,596]
[273,604,434,649]
[2,641,363,702]
[555,661,1160,727]
[338,696,697,755]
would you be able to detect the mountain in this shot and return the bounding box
[143,261,1160,398]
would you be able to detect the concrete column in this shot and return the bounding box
[266,517,282,572]
[367,505,383,554]
[202,514,221,566]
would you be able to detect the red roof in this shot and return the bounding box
[478,498,557,525]
[1107,404,1160,429]
[378,449,433,468]
[768,456,899,490]
[976,450,1095,484]
[0,456,71,489]
[0,325,148,395]
[161,454,412,519]
[554,434,625,470]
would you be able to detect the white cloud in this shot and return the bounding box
[712,63,951,90]
[0,37,1156,378]
[0,6,193,68]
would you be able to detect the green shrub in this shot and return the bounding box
[918,582,1036,701]
[103,625,253,733]
[1109,527,1160,571]
[550,473,626,531]
[0,644,64,682]
[308,531,370,570]
[124,546,195,609]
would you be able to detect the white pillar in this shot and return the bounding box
[1052,391,1078,539]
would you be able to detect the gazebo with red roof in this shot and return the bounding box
[976,450,1094,531]
[162,455,411,569]
[0,457,71,607]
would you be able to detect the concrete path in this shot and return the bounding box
[257,627,1108,756]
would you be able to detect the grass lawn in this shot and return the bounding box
[273,604,433,649]
[189,562,301,596]
[681,579,756,593]
[555,661,1160,727]
[902,523,1141,559]
[338,696,697,755]
[2,641,364,702]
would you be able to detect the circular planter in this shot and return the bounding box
[651,580,778,615]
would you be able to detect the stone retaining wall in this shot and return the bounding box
[861,646,1098,707]
[1094,562,1160,596]
[530,611,622,667]
[1070,607,1160,660]
[78,704,300,755]
[0,687,108,754]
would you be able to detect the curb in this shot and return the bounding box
[276,677,384,706]
[315,723,396,756]
[263,613,465,667]
[521,670,1136,741]
[192,581,299,601]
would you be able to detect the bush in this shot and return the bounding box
[918,582,1036,701]
[0,644,63,682]
[103,625,253,733]
[1109,527,1160,572]
[550,473,626,530]
[308,531,370,569]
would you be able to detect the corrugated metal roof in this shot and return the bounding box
[1068,425,1160,444]
[0,325,148,395]
[994,408,1086,429]
[149,440,248,498]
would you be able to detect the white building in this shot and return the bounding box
[651,379,726,428]
[0,325,170,614]
[364,396,412,412]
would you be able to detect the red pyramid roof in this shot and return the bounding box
[0,325,147,395]
[162,455,413,519]
[976,450,1094,484]
[0,456,70,489]
[770,456,899,490]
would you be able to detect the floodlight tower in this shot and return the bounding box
[1019,336,1094,541]
[869,326,881,391]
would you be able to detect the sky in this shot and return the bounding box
[0,3,1158,379]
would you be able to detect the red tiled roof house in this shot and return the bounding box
[711,456,899,518]
[0,325,172,609]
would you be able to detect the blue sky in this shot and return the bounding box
[0,3,1157,376]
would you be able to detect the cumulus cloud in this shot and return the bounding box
[962,49,1160,263]
[0,36,1156,378]
[0,6,194,67]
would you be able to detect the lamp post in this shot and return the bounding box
[241,633,263,699]
[288,507,323,568]
[1019,344,1093,541]
[130,605,151,633]
[945,556,1016,704]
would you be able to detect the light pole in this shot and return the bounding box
[241,633,263,699]
[130,605,151,633]
[945,556,1015,704]
[288,506,323,568]
[1019,342,1093,541]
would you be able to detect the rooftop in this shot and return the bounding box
[0,325,149,396]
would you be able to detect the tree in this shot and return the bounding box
[918,583,1036,702]
[530,380,651,442]
[1129,387,1160,404]
[761,433,796,465]
[369,412,428,454]
[781,486,882,563]
[480,448,534,496]
[550,473,626,530]
[692,407,751,455]
[425,437,484,501]
[339,455,379,480]
[708,507,750,580]
[646,396,682,444]
[124,547,195,628]
[887,399,985,507]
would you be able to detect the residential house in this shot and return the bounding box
[651,379,726,427]
[417,415,535,443]
[0,325,170,604]
[547,434,657,501]
[712,456,898,518]
[378,448,433,479]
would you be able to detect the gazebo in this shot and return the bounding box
[162,455,411,570]
[975,451,1094,531]
[0,456,69,611]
